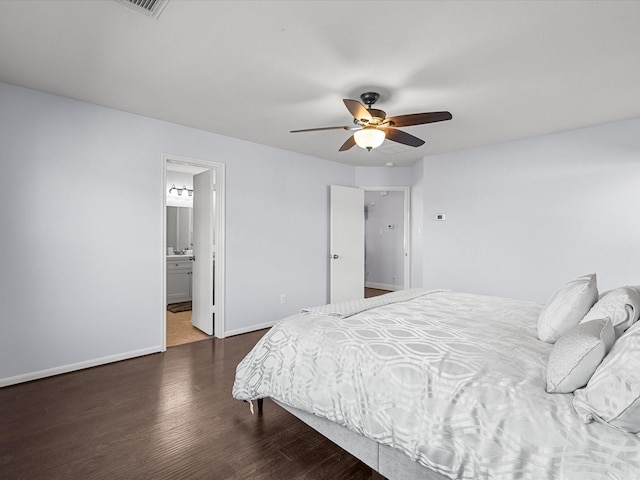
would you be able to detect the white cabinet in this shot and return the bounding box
[167,257,192,304]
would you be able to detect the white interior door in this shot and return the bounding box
[192,170,214,335]
[330,185,365,303]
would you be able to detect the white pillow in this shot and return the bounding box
[573,320,640,433]
[546,318,614,394]
[581,286,640,338]
[538,274,598,344]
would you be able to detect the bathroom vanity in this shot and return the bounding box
[167,255,193,304]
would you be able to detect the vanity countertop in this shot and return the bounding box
[167,253,215,260]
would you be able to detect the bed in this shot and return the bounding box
[233,285,640,479]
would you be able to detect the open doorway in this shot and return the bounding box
[162,155,225,350]
[329,185,409,304]
[362,186,410,297]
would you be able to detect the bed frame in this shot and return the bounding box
[259,398,449,480]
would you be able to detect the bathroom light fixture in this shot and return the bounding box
[354,127,385,151]
[168,184,193,196]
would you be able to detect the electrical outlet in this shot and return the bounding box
[280,294,286,304]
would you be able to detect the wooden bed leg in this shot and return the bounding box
[257,398,264,414]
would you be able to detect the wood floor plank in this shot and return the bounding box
[0,330,377,479]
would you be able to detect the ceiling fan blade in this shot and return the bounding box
[381,127,425,148]
[386,111,452,128]
[343,99,373,123]
[290,125,352,133]
[339,135,357,151]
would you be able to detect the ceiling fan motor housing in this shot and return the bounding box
[360,91,380,106]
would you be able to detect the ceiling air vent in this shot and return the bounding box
[115,0,170,19]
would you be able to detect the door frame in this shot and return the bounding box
[161,154,226,350]
[360,186,411,290]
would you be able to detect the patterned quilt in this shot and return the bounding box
[233,290,640,479]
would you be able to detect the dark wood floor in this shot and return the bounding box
[364,288,391,298]
[0,330,378,480]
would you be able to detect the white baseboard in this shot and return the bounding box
[0,346,162,388]
[224,320,277,338]
[2,322,281,386]
[365,282,403,292]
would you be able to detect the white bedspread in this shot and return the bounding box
[233,290,640,479]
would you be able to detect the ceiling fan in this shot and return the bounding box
[290,92,452,152]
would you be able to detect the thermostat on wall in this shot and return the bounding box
[435,213,446,221]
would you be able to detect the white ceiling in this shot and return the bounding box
[1,0,639,167]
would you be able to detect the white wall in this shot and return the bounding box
[420,117,640,303]
[0,82,353,385]
[355,166,413,186]
[224,146,354,334]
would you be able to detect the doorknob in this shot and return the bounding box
[330,254,339,259]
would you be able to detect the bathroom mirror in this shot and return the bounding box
[166,206,193,253]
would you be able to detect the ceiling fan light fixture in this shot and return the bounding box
[354,127,385,151]
[290,92,451,152]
